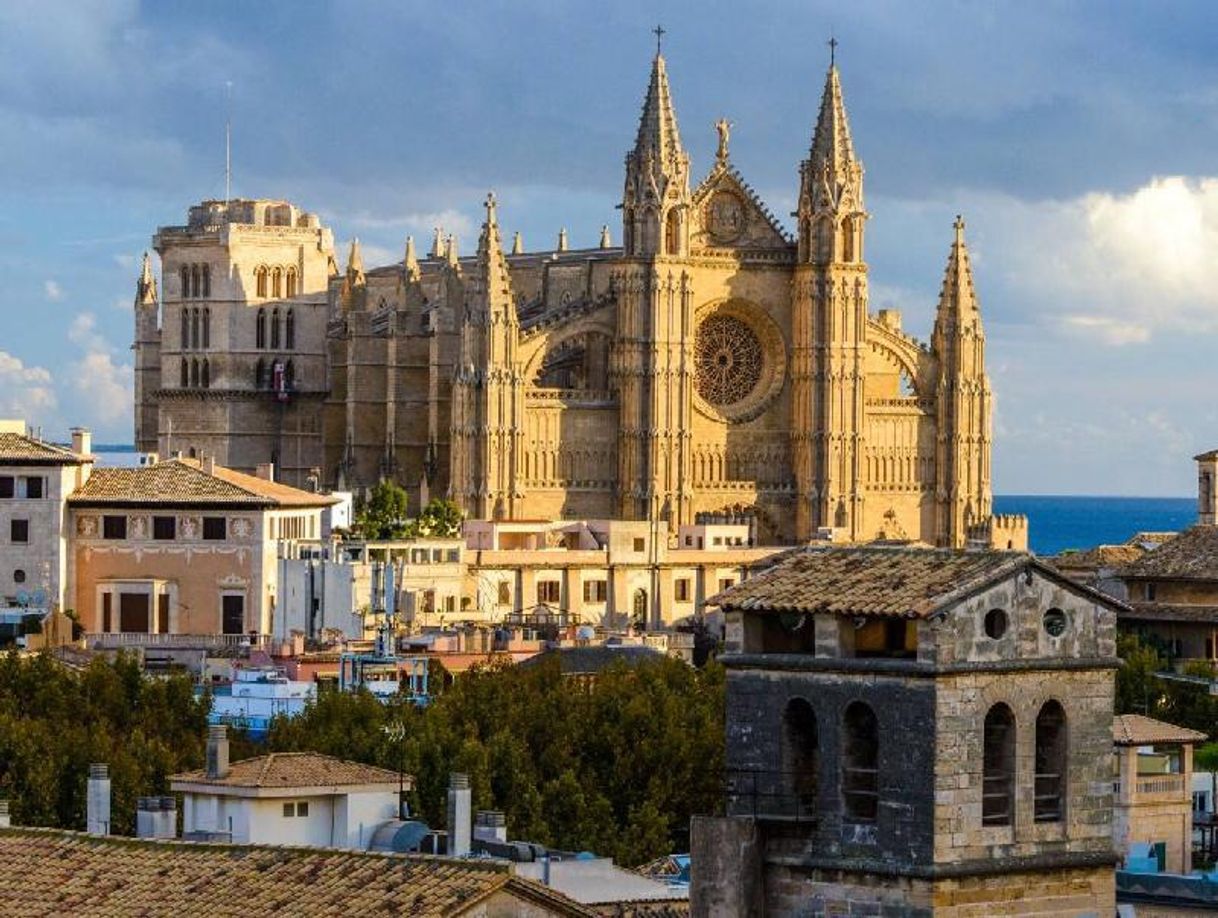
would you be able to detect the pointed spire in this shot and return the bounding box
[403,235,420,282]
[557,228,569,252]
[346,238,365,285]
[936,216,980,320]
[599,225,612,249]
[445,234,459,267]
[475,192,514,313]
[511,231,523,255]
[431,226,445,258]
[809,61,857,173]
[633,47,684,166]
[135,251,157,306]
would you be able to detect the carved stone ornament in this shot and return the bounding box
[77,515,98,537]
[691,300,786,424]
[706,190,746,244]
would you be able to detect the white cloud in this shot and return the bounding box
[44,280,63,302]
[68,312,108,351]
[0,351,56,420]
[70,351,131,424]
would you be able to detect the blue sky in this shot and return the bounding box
[2,1,1218,495]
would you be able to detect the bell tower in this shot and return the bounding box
[133,251,161,454]
[792,52,869,540]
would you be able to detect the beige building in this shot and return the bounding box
[68,456,335,640]
[1112,714,1205,875]
[133,49,1023,549]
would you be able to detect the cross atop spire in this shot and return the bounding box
[653,24,665,57]
[828,35,838,67]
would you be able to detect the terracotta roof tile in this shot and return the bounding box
[69,458,337,508]
[0,828,594,916]
[710,547,1033,618]
[593,901,690,917]
[171,752,407,789]
[1122,602,1218,624]
[1122,526,1218,581]
[1113,714,1207,746]
[0,431,86,464]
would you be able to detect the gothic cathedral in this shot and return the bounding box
[133,50,1021,548]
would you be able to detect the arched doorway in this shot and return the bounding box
[632,588,648,631]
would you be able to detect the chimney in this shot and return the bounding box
[86,763,111,836]
[203,455,217,475]
[255,462,275,481]
[474,810,507,844]
[446,773,472,857]
[136,797,158,839]
[70,427,92,456]
[160,796,178,839]
[206,725,230,779]
[0,799,10,828]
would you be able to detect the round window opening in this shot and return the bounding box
[1043,607,1068,638]
[983,608,1007,639]
[695,314,763,408]
[13,569,25,584]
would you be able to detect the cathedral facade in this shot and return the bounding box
[134,52,1021,548]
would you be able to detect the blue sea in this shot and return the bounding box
[994,495,1196,556]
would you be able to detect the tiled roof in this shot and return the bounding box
[1113,714,1207,746]
[710,547,1037,618]
[1122,526,1218,581]
[0,431,86,464]
[68,458,336,508]
[1122,602,1218,624]
[593,902,690,917]
[0,828,594,917]
[171,752,407,789]
[1052,544,1147,571]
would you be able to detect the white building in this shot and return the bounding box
[171,726,408,848]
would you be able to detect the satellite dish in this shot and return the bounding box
[14,590,29,607]
[30,589,47,608]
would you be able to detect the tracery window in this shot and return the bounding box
[202,308,210,349]
[256,309,267,350]
[201,264,211,298]
[190,308,200,349]
[285,310,295,349]
[695,314,763,407]
[271,308,281,349]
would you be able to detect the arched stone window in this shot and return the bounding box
[271,308,281,349]
[272,267,282,299]
[285,267,298,298]
[190,308,200,349]
[190,358,199,388]
[664,209,680,255]
[180,308,189,350]
[982,703,1015,826]
[201,264,211,298]
[254,358,264,389]
[256,308,267,350]
[842,701,879,822]
[200,358,210,389]
[180,266,190,299]
[202,308,210,349]
[783,698,818,819]
[180,359,188,388]
[255,266,268,299]
[190,265,200,298]
[1035,701,1067,822]
[285,310,295,349]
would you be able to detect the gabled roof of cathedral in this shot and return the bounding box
[691,160,793,246]
[809,64,857,172]
[632,52,684,165]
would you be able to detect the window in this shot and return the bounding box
[583,579,607,603]
[9,520,27,543]
[13,569,25,583]
[102,592,112,633]
[255,266,268,299]
[297,801,309,817]
[202,308,210,348]
[1043,608,1068,637]
[1146,583,1157,601]
[180,308,189,349]
[201,358,210,389]
[190,358,200,388]
[201,264,210,298]
[271,308,281,348]
[633,589,648,628]
[272,267,282,299]
[285,309,295,349]
[982,703,1015,826]
[984,608,1008,639]
[191,308,200,349]
[718,578,736,592]
[190,265,200,298]
[284,360,294,389]
[0,477,12,498]
[282,802,294,818]
[153,516,176,540]
[855,619,917,659]
[157,593,170,633]
[1035,701,1067,822]
[23,477,43,499]
[497,581,511,605]
[180,360,188,388]
[221,594,245,635]
[537,580,560,604]
[633,537,645,552]
[675,578,691,602]
[102,515,127,539]
[254,358,265,389]
[842,702,879,823]
[783,698,818,819]
[285,267,297,298]
[203,517,227,541]
[180,266,190,298]
[257,307,268,348]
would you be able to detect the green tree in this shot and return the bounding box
[405,498,464,539]
[354,480,411,540]
[1115,632,1166,715]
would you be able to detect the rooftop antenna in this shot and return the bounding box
[224,80,233,203]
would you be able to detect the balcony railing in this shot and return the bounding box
[1113,773,1188,801]
[86,633,270,651]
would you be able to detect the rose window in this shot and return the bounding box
[695,314,764,407]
